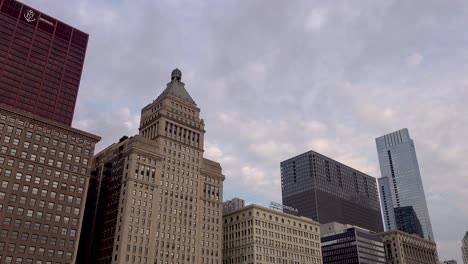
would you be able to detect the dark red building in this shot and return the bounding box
[0,0,88,126]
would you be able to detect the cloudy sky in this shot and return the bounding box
[23,0,468,261]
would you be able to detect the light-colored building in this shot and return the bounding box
[381,230,439,264]
[321,222,386,263]
[223,204,322,264]
[377,128,434,240]
[78,69,225,264]
[462,231,468,264]
[0,105,100,263]
[223,198,245,214]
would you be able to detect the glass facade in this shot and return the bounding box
[281,150,383,233]
[0,0,88,126]
[376,128,435,240]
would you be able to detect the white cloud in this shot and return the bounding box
[304,8,328,32]
[406,53,424,67]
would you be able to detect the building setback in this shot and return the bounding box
[223,204,322,264]
[321,222,386,264]
[381,230,439,264]
[281,150,383,233]
[0,0,88,126]
[0,105,100,263]
[376,128,435,240]
[78,69,225,264]
[462,231,468,264]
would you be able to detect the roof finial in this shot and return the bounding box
[171,68,182,81]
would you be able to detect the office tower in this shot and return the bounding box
[462,231,468,264]
[321,222,386,264]
[0,1,101,263]
[281,150,383,233]
[0,0,88,126]
[78,69,225,264]
[223,197,245,214]
[223,204,322,264]
[376,128,435,240]
[0,105,100,263]
[380,230,439,264]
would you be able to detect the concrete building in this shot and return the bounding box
[223,198,245,214]
[321,222,386,264]
[0,105,100,263]
[281,150,383,233]
[223,204,322,264]
[0,1,101,263]
[462,231,468,264]
[381,230,439,264]
[377,128,434,240]
[0,0,89,126]
[78,69,225,264]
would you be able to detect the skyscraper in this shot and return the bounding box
[281,150,384,233]
[0,0,88,125]
[0,1,101,263]
[78,69,225,264]
[462,231,468,264]
[376,128,434,240]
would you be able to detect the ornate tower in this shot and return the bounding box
[139,69,224,263]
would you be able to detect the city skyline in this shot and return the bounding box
[16,0,468,262]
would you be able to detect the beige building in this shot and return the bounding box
[223,198,245,214]
[0,105,100,263]
[78,69,224,264]
[223,204,322,264]
[381,230,439,264]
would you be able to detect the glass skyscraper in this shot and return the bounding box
[376,128,434,240]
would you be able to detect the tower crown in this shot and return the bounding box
[171,68,182,81]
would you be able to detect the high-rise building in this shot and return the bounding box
[0,1,101,263]
[0,0,88,126]
[321,222,386,264]
[223,197,245,214]
[78,69,225,264]
[223,204,322,264]
[376,128,435,240]
[462,231,468,264]
[0,105,100,263]
[380,230,439,264]
[281,150,383,233]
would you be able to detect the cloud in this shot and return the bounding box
[406,53,424,67]
[304,8,328,32]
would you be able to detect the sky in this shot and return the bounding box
[22,0,468,261]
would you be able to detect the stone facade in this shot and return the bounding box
[223,204,322,264]
[0,105,100,263]
[78,69,224,264]
[381,230,439,264]
[223,198,245,215]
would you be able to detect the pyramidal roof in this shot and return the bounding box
[156,69,196,105]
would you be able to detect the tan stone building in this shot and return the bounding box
[223,204,322,264]
[381,230,439,264]
[78,69,224,264]
[223,198,245,215]
[0,105,100,263]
